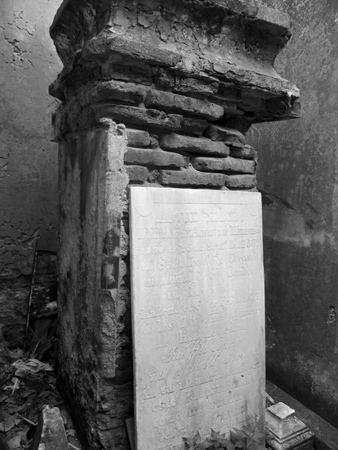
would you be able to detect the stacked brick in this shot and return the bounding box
[125,125,257,189]
[56,76,260,190]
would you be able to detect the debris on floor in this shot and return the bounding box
[0,254,81,450]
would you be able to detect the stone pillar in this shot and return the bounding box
[50,1,299,449]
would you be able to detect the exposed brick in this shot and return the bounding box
[173,76,219,96]
[92,104,182,131]
[181,117,209,136]
[147,170,160,183]
[77,81,149,107]
[192,156,255,174]
[126,129,151,148]
[161,133,230,156]
[145,90,224,121]
[149,134,159,148]
[125,165,149,183]
[223,174,256,189]
[159,169,226,188]
[125,147,185,168]
[205,124,246,145]
[231,144,257,159]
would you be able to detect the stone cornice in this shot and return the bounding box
[50,0,300,126]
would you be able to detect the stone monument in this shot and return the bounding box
[49,0,300,448]
[130,187,265,449]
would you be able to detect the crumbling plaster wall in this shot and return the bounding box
[250,0,338,427]
[0,0,62,343]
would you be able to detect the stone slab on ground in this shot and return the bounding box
[266,381,338,450]
[130,187,265,450]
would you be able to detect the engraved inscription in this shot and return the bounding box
[131,188,265,450]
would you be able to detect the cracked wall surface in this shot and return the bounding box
[250,0,338,429]
[0,0,62,344]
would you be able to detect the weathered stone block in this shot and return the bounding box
[159,168,226,187]
[224,174,256,189]
[181,117,209,136]
[125,165,149,183]
[58,125,132,450]
[161,133,230,156]
[126,128,151,148]
[173,76,219,96]
[31,406,68,450]
[92,104,182,131]
[205,124,246,144]
[149,134,159,148]
[231,144,257,159]
[266,403,314,450]
[125,147,185,168]
[77,80,149,107]
[192,156,255,173]
[82,35,182,68]
[145,89,224,120]
[147,170,160,183]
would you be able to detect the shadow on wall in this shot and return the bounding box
[248,0,338,428]
[0,0,63,343]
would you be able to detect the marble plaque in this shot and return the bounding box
[130,187,265,450]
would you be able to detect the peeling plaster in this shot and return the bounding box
[0,0,62,345]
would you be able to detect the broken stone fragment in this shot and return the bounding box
[125,166,149,183]
[231,144,257,159]
[126,129,151,148]
[31,405,69,450]
[205,124,246,145]
[161,133,230,156]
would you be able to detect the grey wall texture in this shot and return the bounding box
[0,0,62,343]
[250,0,338,428]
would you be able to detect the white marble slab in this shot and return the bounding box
[130,187,265,450]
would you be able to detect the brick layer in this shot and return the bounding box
[192,156,255,174]
[161,133,230,156]
[159,169,227,188]
[125,147,185,169]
